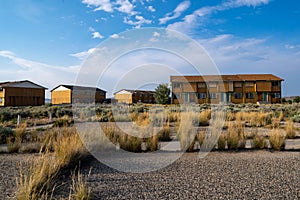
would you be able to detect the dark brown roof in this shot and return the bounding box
[0,80,47,89]
[170,74,283,82]
[51,84,106,93]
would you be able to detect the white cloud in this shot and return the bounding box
[110,33,120,39]
[168,0,270,33]
[0,50,79,97]
[70,48,96,60]
[82,0,113,12]
[147,6,155,12]
[115,0,137,15]
[159,0,191,24]
[92,31,104,39]
[153,32,160,37]
[123,15,152,28]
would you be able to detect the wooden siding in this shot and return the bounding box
[115,93,133,104]
[256,81,272,92]
[3,88,45,106]
[51,90,71,104]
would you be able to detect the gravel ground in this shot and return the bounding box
[1,151,299,200]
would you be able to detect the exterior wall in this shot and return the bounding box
[0,89,5,106]
[95,91,106,103]
[3,87,45,106]
[171,78,282,104]
[115,90,155,104]
[115,93,133,104]
[51,90,71,104]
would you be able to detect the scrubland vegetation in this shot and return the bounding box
[0,103,299,199]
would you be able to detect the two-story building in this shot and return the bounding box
[170,74,283,104]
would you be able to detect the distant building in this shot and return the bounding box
[114,89,155,104]
[51,85,106,105]
[171,74,284,104]
[0,80,46,106]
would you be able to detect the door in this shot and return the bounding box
[183,93,189,103]
[263,93,268,102]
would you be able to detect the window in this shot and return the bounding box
[209,93,216,99]
[198,82,206,88]
[272,81,279,87]
[246,92,254,99]
[173,82,181,88]
[208,82,217,88]
[0,97,2,103]
[273,93,281,98]
[234,93,243,99]
[245,82,254,87]
[234,82,242,87]
[198,93,206,99]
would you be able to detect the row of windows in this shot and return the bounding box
[173,81,280,88]
[174,93,281,100]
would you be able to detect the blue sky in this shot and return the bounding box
[0,0,300,98]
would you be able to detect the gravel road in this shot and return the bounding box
[1,151,299,199]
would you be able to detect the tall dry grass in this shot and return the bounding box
[16,154,58,200]
[69,169,92,200]
[227,120,246,150]
[177,112,197,152]
[269,128,285,151]
[285,120,296,139]
[17,128,87,199]
[252,129,266,149]
[199,109,211,126]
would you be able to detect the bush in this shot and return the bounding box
[0,126,14,144]
[158,126,171,141]
[252,131,266,149]
[217,134,226,150]
[269,129,285,151]
[285,120,296,139]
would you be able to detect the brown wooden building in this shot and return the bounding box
[51,85,106,105]
[171,74,284,104]
[114,89,155,104]
[0,80,46,106]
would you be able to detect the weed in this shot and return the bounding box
[269,128,285,151]
[285,120,296,139]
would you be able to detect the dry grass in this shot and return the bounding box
[252,129,266,149]
[7,137,21,153]
[285,120,296,139]
[146,134,159,152]
[54,128,87,168]
[15,123,27,143]
[158,126,171,141]
[227,123,239,150]
[177,112,197,152]
[201,111,226,151]
[199,109,211,126]
[17,128,88,199]
[16,154,58,200]
[269,128,286,151]
[226,112,235,121]
[69,170,92,200]
[196,130,206,147]
[227,120,246,150]
[217,133,226,150]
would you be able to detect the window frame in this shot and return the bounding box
[246,92,254,99]
[234,92,243,99]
